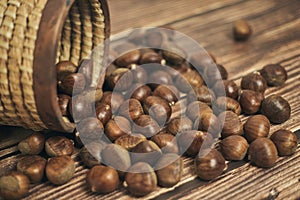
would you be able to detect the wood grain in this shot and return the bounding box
[0,0,300,199]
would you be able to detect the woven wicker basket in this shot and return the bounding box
[0,0,110,132]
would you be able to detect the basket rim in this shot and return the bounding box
[33,0,110,132]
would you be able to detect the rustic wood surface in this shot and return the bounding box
[1,0,300,199]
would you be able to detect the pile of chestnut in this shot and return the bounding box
[0,27,298,199]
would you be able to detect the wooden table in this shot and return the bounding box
[1,0,300,199]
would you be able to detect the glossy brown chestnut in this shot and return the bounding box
[46,156,75,185]
[0,171,30,200]
[177,130,213,156]
[204,64,228,86]
[153,85,179,105]
[105,116,131,142]
[161,44,187,65]
[69,94,93,122]
[17,155,46,183]
[187,86,216,106]
[175,70,203,93]
[128,84,152,102]
[194,112,222,136]
[248,138,278,168]
[139,51,164,64]
[270,129,298,156]
[214,96,241,115]
[119,99,144,121]
[125,162,157,197]
[131,140,162,165]
[155,154,183,187]
[132,115,161,138]
[100,91,124,113]
[56,61,77,82]
[95,103,112,125]
[151,133,179,154]
[186,101,212,121]
[143,96,172,125]
[167,117,193,135]
[129,65,148,83]
[79,141,106,168]
[114,43,141,67]
[244,115,270,143]
[260,64,287,86]
[194,149,226,181]
[218,111,243,138]
[114,134,147,150]
[220,135,249,161]
[213,80,239,99]
[86,165,119,193]
[58,73,86,96]
[261,95,291,124]
[239,90,264,114]
[106,68,133,91]
[18,132,45,155]
[45,136,74,157]
[76,117,104,141]
[101,144,131,172]
[148,70,173,89]
[241,72,267,93]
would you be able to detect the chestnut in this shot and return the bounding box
[214,96,241,115]
[248,138,278,168]
[129,65,148,83]
[58,72,86,96]
[95,103,112,125]
[161,44,187,65]
[132,115,160,138]
[261,95,291,124]
[105,116,131,142]
[144,29,165,48]
[148,70,173,89]
[57,94,71,116]
[175,70,203,93]
[118,99,144,121]
[143,96,172,125]
[151,133,179,154]
[155,153,183,187]
[139,51,164,64]
[270,129,298,156]
[194,112,221,136]
[56,61,77,82]
[114,134,147,150]
[260,64,287,86]
[86,165,119,193]
[69,94,93,122]
[125,162,157,197]
[128,84,152,102]
[45,136,74,157]
[100,91,124,113]
[241,72,267,93]
[218,111,243,138]
[18,132,45,155]
[167,117,193,135]
[153,84,179,105]
[194,149,226,181]
[244,115,270,143]
[131,140,162,165]
[106,68,133,91]
[204,64,228,86]
[239,90,264,114]
[213,80,239,99]
[233,19,252,41]
[187,85,216,106]
[177,130,213,156]
[186,101,212,121]
[76,117,104,140]
[220,135,249,161]
[79,141,106,168]
[114,42,141,67]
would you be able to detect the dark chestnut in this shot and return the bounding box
[105,116,131,142]
[248,138,278,168]
[241,72,267,93]
[106,68,133,91]
[270,129,298,156]
[76,117,104,140]
[114,134,147,150]
[204,64,228,86]
[153,85,179,105]
[128,84,152,102]
[100,91,124,113]
[69,94,93,122]
[148,70,173,89]
[58,73,86,96]
[218,111,243,138]
[161,44,186,65]
[260,64,287,86]
[239,90,264,114]
[79,141,106,168]
[118,99,144,121]
[143,96,172,125]
[214,96,241,115]
[151,133,179,154]
[132,115,160,138]
[194,112,222,136]
[194,149,226,181]
[57,94,71,116]
[167,117,193,136]
[129,65,148,83]
[220,135,249,161]
[244,115,270,143]
[139,51,164,64]
[95,103,112,125]
[213,80,239,99]
[131,140,162,165]
[186,101,212,121]
[261,95,291,124]
[114,43,141,67]
[175,70,203,93]
[56,61,77,82]
[187,85,216,106]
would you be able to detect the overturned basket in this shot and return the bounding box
[0,0,110,132]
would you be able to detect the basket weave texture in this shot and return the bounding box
[0,0,106,131]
